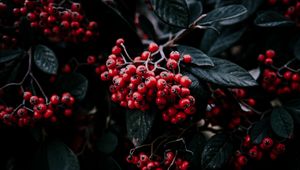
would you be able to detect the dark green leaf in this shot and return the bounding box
[102,156,122,170]
[294,38,300,60]
[284,99,300,124]
[126,109,156,146]
[138,14,157,40]
[187,0,203,22]
[57,73,88,100]
[47,140,80,170]
[208,27,246,57]
[177,45,214,67]
[271,107,294,139]
[255,11,295,27]
[242,0,264,17]
[185,57,257,87]
[201,133,234,170]
[187,133,206,169]
[32,143,49,170]
[97,131,118,155]
[0,48,24,63]
[182,71,210,115]
[150,0,190,28]
[34,45,58,75]
[250,118,271,144]
[198,5,247,25]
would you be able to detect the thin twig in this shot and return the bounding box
[30,73,49,104]
[120,44,133,62]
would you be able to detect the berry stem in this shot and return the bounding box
[0,48,32,90]
[30,73,49,104]
[120,43,134,62]
[167,150,178,170]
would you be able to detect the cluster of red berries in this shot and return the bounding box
[258,49,300,95]
[233,135,286,170]
[126,151,189,170]
[0,0,98,43]
[98,39,196,124]
[0,91,75,127]
[0,34,18,50]
[206,88,256,129]
[268,0,300,26]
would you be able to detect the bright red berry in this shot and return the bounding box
[266,49,275,58]
[183,54,192,63]
[148,42,159,53]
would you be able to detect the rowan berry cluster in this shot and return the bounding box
[267,0,300,26]
[234,135,286,170]
[257,49,300,95]
[0,0,98,43]
[0,91,75,127]
[206,88,256,129]
[126,151,189,170]
[99,39,196,124]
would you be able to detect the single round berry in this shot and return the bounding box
[266,49,275,58]
[87,55,96,65]
[148,42,159,53]
[236,155,247,166]
[50,94,60,105]
[23,91,32,101]
[183,54,192,63]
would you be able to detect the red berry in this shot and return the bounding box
[148,42,159,53]
[237,155,247,166]
[268,0,277,5]
[292,73,300,81]
[71,3,81,12]
[88,21,98,30]
[36,103,47,113]
[30,96,39,105]
[243,135,251,147]
[145,76,157,88]
[50,94,60,105]
[270,151,278,160]
[0,2,7,12]
[248,147,258,158]
[112,46,122,55]
[176,112,186,122]
[27,12,37,21]
[264,58,273,65]
[169,51,180,61]
[44,109,54,118]
[136,65,147,75]
[283,71,293,80]
[17,108,28,117]
[247,98,256,106]
[260,137,273,150]
[257,54,265,62]
[274,143,285,153]
[34,111,42,120]
[23,91,32,101]
[266,49,275,58]
[87,55,96,64]
[183,54,192,63]
[116,38,125,46]
[157,79,167,90]
[180,76,192,87]
[166,59,178,70]
[141,51,150,60]
[179,98,190,108]
[47,16,56,23]
[180,161,189,170]
[64,109,73,117]
[63,64,72,73]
